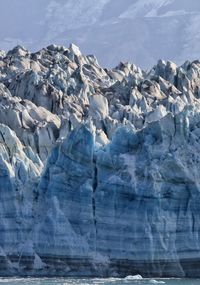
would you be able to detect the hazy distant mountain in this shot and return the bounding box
[1,0,200,68]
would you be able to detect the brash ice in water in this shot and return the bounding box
[0,277,199,285]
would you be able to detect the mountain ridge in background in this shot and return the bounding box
[1,0,200,68]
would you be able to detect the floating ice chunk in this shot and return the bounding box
[150,280,165,284]
[125,274,143,280]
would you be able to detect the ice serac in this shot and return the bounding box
[1,44,200,277]
[34,125,96,275]
[0,123,41,273]
[95,110,200,277]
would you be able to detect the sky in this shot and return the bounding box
[1,0,200,69]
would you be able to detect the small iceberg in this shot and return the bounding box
[150,280,165,284]
[125,275,143,280]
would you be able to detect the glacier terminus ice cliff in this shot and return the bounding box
[0,44,200,277]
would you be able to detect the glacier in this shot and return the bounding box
[0,44,200,277]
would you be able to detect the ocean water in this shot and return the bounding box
[0,277,199,285]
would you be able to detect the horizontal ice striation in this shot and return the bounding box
[1,44,200,276]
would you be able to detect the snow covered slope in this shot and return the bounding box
[0,0,200,68]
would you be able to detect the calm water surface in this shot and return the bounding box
[0,278,199,285]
